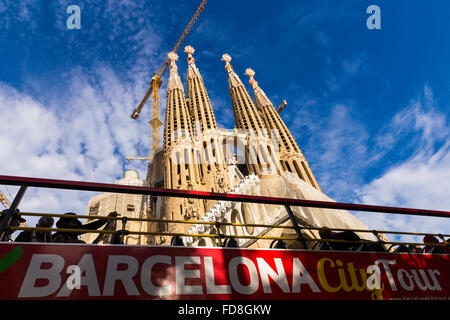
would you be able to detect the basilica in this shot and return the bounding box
[82,46,377,248]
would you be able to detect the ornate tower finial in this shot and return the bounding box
[221,53,233,72]
[167,51,179,71]
[244,68,255,77]
[244,68,258,89]
[221,53,231,63]
[184,45,195,65]
[167,51,179,62]
[167,51,183,91]
[184,45,195,55]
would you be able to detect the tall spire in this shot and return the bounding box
[222,54,281,177]
[167,52,184,92]
[244,68,321,190]
[222,54,246,89]
[185,45,217,131]
[161,51,204,240]
[244,68,271,108]
[164,51,192,153]
[221,54,266,132]
[184,45,230,211]
[184,45,202,81]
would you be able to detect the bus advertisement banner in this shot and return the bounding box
[0,243,448,300]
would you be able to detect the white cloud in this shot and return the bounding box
[290,85,449,244]
[0,65,151,227]
[0,0,172,232]
[359,143,450,210]
[356,141,450,242]
[356,86,450,243]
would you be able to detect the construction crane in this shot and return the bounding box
[0,188,28,238]
[277,100,287,114]
[0,190,11,209]
[126,156,151,161]
[129,0,208,163]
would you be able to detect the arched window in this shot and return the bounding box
[241,204,254,235]
[230,209,244,236]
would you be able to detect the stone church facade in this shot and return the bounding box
[83,46,377,247]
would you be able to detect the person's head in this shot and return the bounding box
[10,213,26,227]
[0,209,25,238]
[0,209,25,226]
[36,216,54,231]
[319,227,332,239]
[56,213,82,229]
[423,235,439,244]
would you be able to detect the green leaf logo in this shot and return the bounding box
[0,246,23,274]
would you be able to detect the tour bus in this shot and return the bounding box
[0,174,448,301]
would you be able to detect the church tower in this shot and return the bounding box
[162,51,204,237]
[244,68,321,190]
[184,45,230,211]
[222,53,282,177]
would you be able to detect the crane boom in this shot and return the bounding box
[126,156,151,161]
[0,191,11,209]
[171,0,207,54]
[130,0,208,121]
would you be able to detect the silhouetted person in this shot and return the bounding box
[92,219,117,244]
[319,227,360,251]
[171,236,184,246]
[0,209,26,242]
[223,237,239,248]
[52,211,118,243]
[15,216,54,243]
[423,235,448,254]
[270,239,287,249]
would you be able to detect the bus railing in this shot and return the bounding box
[0,174,449,253]
[7,214,450,251]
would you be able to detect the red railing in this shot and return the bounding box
[1,175,449,218]
[0,174,449,251]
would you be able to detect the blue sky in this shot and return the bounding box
[0,0,449,241]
